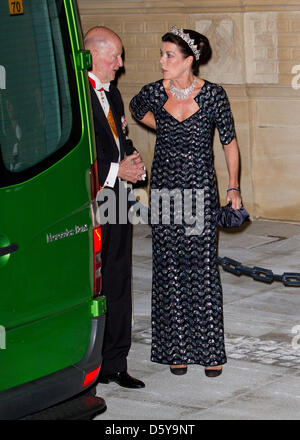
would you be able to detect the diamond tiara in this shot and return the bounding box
[169,25,201,61]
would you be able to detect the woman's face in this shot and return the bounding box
[160,41,192,81]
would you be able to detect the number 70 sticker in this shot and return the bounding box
[8,0,24,15]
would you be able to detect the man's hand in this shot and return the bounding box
[118,151,146,183]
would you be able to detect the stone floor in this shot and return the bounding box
[94,220,300,420]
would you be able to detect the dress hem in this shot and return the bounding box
[150,359,227,367]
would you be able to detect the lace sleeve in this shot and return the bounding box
[130,84,154,120]
[213,86,236,145]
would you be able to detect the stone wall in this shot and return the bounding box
[78,0,300,221]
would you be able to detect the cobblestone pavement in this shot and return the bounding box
[132,323,300,369]
[95,220,300,420]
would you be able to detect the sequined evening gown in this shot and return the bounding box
[130,80,236,366]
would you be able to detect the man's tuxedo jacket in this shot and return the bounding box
[89,82,135,189]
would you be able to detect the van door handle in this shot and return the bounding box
[0,243,19,257]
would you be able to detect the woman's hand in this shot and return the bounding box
[226,188,242,210]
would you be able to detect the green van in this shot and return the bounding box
[0,0,106,419]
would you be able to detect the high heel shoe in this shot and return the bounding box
[205,367,222,378]
[170,365,187,375]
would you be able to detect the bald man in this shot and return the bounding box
[84,27,145,389]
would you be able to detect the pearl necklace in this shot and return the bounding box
[169,77,197,101]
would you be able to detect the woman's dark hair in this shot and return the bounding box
[162,29,212,75]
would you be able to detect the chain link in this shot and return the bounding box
[217,256,300,287]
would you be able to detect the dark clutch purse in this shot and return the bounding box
[215,202,250,228]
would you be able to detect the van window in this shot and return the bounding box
[0,0,81,187]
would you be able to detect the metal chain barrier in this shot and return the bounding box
[217,256,300,287]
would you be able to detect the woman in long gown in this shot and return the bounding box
[130,27,241,377]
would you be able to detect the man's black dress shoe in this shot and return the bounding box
[98,371,145,389]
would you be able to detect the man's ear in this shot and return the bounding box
[89,48,98,65]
